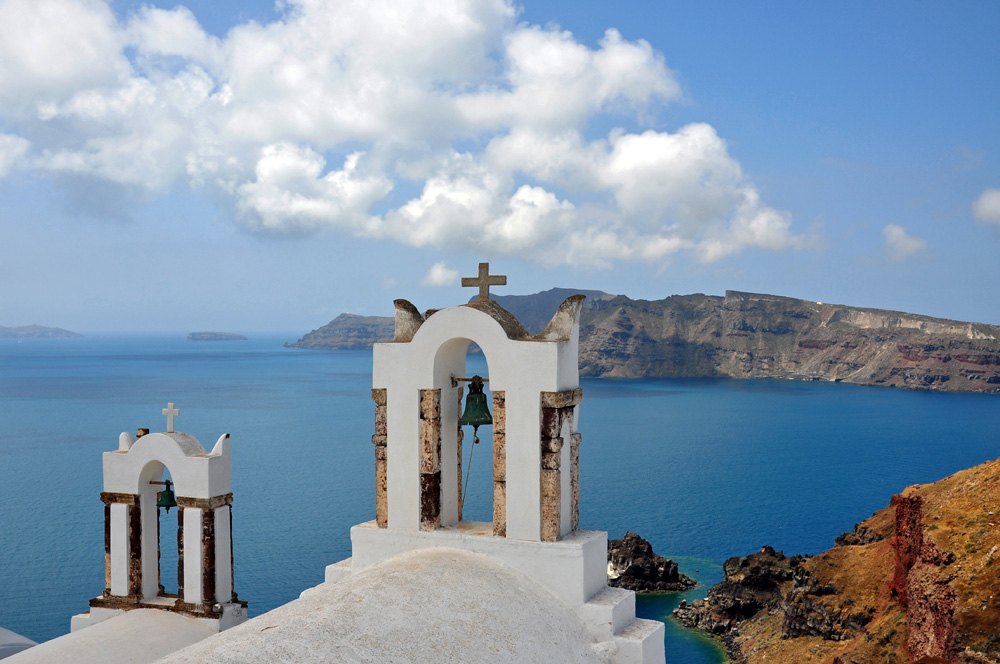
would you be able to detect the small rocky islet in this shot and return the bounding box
[607,532,697,593]
[187,331,248,341]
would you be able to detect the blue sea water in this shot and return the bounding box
[2,335,999,664]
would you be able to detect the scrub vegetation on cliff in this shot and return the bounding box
[674,457,1000,664]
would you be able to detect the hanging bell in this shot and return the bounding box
[157,479,177,513]
[458,375,493,434]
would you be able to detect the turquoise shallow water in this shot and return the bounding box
[2,336,999,664]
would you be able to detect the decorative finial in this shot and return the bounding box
[461,262,506,301]
[162,402,179,433]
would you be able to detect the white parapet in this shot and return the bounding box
[350,520,607,607]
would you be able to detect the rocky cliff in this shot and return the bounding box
[285,313,395,349]
[287,289,1000,392]
[674,458,1000,664]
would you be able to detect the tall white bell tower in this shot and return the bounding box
[325,264,666,664]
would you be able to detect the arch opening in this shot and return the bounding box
[430,336,506,536]
[137,460,181,600]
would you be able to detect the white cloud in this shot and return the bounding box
[0,0,809,267]
[972,188,1000,224]
[882,224,926,263]
[0,133,30,178]
[0,0,128,115]
[237,144,391,233]
[421,262,459,286]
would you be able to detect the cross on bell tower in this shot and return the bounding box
[461,262,506,301]
[162,403,179,433]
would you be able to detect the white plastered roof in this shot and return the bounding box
[158,548,603,664]
[4,609,214,664]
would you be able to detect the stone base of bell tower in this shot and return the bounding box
[321,521,665,664]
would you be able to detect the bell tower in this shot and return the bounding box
[325,264,666,663]
[71,405,248,633]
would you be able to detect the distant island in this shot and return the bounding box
[287,288,1000,393]
[0,324,82,339]
[187,332,248,341]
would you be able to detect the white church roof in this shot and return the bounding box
[157,548,605,664]
[5,609,215,664]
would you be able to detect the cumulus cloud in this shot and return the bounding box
[421,262,459,286]
[0,0,811,266]
[972,188,1000,224]
[882,224,926,263]
[0,133,30,178]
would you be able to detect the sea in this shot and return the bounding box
[2,335,999,663]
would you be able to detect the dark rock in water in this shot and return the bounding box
[607,532,696,592]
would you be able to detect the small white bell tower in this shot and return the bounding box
[71,404,248,633]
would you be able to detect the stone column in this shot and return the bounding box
[492,391,506,537]
[201,505,216,607]
[372,388,388,528]
[177,494,233,610]
[101,492,139,598]
[103,501,112,595]
[177,512,184,596]
[211,497,234,607]
[571,432,582,532]
[419,388,442,530]
[539,389,583,542]
[181,507,203,605]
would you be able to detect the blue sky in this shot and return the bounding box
[0,0,997,333]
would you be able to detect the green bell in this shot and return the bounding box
[458,375,492,432]
[157,480,177,513]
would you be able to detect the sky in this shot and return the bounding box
[0,0,998,333]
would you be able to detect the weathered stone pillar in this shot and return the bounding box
[372,388,388,528]
[176,493,233,609]
[177,513,184,596]
[201,505,216,607]
[128,500,142,596]
[101,492,139,598]
[103,501,112,595]
[492,391,506,537]
[539,389,583,542]
[571,432,582,532]
[419,388,442,530]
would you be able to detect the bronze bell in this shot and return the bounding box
[157,479,177,513]
[458,375,492,433]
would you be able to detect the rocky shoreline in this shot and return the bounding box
[671,457,1000,664]
[607,532,696,593]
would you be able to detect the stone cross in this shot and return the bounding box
[461,262,506,301]
[162,403,179,433]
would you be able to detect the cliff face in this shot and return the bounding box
[578,291,1000,392]
[674,458,1000,664]
[285,313,394,349]
[286,289,1000,392]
